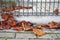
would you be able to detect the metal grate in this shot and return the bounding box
[0,0,60,16]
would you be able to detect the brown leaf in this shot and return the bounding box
[32,28,45,36]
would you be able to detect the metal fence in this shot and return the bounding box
[0,0,60,16]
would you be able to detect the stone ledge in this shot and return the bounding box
[0,30,60,39]
[0,38,60,40]
[29,38,54,40]
[16,33,36,38]
[37,34,60,38]
[0,29,60,33]
[7,38,29,40]
[0,33,15,38]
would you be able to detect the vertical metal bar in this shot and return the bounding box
[42,0,43,16]
[18,0,20,16]
[10,0,11,14]
[36,0,37,16]
[41,0,43,16]
[32,0,33,16]
[23,0,24,16]
[35,0,36,15]
[14,0,16,16]
[49,0,51,15]
[45,0,46,16]
[53,0,55,16]
[27,0,29,16]
[58,0,59,15]
[26,0,28,16]
[27,1,29,16]
[5,0,6,8]
[1,0,2,13]
[40,0,42,16]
